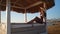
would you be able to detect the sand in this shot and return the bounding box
[48,22,60,34]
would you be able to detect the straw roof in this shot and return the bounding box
[0,0,55,13]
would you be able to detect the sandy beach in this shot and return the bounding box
[48,22,60,34]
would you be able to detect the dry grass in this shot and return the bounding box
[48,22,60,34]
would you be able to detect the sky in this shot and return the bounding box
[1,0,60,23]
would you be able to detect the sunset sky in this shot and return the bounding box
[1,0,60,23]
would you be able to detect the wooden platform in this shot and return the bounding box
[0,23,47,34]
[11,23,47,34]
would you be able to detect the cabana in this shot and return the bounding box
[0,0,55,34]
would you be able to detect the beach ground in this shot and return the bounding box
[48,22,60,34]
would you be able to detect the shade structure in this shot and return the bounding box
[0,0,55,13]
[0,0,55,34]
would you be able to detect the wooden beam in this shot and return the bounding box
[12,6,25,9]
[12,0,19,6]
[11,1,24,7]
[26,1,43,9]
[0,4,25,9]
[6,0,11,34]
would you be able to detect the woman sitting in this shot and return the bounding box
[27,17,43,24]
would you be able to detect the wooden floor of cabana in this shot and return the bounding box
[0,23,47,34]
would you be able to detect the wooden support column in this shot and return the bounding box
[0,6,1,24]
[6,0,11,34]
[24,9,27,23]
[0,4,1,34]
[0,7,1,34]
[0,4,1,24]
[0,11,1,34]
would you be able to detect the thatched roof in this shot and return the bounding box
[0,0,55,13]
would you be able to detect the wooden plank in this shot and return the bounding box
[26,1,42,9]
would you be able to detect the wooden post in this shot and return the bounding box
[0,0,1,24]
[0,7,1,24]
[6,0,11,34]
[0,7,1,33]
[24,9,27,23]
[0,4,1,34]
